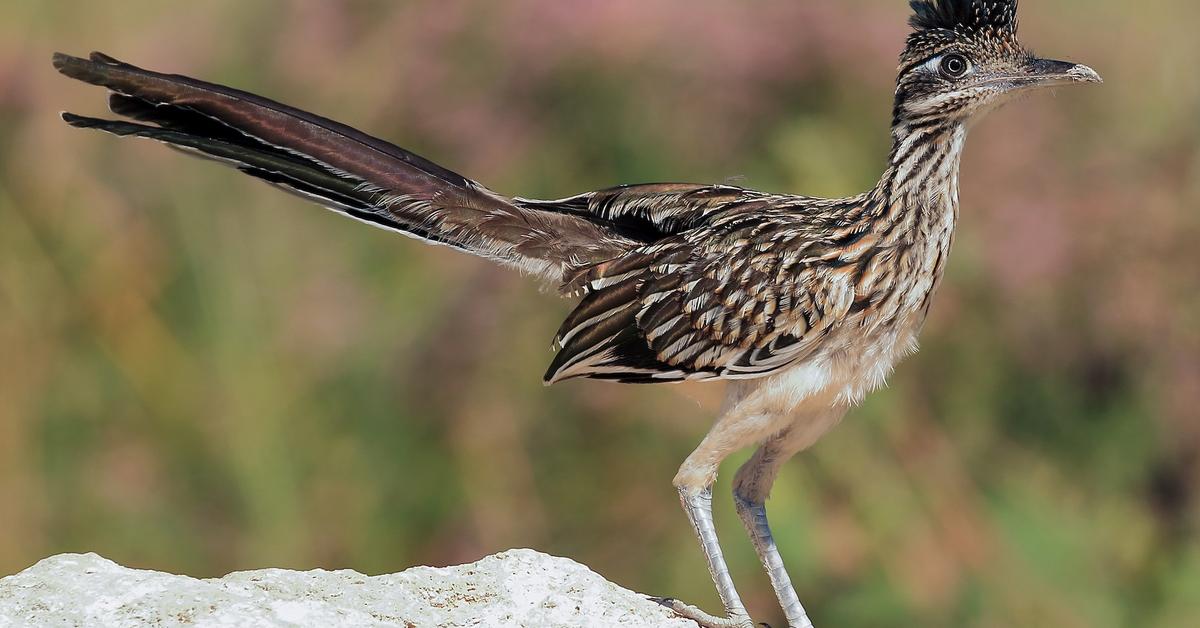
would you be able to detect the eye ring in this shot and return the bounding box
[939,54,971,79]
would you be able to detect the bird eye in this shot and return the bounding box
[938,54,971,79]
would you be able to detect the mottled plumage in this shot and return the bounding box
[54,1,1099,626]
[543,188,858,383]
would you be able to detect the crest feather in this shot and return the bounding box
[909,0,1018,34]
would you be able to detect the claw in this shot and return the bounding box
[649,595,757,628]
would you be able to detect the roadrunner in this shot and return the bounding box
[54,1,1099,626]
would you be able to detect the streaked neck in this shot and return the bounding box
[883,119,966,202]
[866,119,966,241]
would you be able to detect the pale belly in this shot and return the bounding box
[730,306,929,424]
[709,308,929,460]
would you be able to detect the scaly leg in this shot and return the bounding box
[730,407,847,628]
[662,486,754,628]
[663,391,795,628]
[733,495,809,628]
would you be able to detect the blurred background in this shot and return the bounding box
[1,1,1197,626]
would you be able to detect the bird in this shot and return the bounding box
[52,1,1099,626]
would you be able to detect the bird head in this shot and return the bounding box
[895,0,1101,125]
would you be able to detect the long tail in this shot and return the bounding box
[53,51,632,286]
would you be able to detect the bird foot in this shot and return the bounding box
[648,596,763,628]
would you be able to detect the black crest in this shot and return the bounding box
[909,0,1018,34]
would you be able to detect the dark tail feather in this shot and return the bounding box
[60,112,463,245]
[53,51,632,284]
[53,51,470,191]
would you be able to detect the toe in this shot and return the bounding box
[658,597,755,628]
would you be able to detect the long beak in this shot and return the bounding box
[1018,58,1103,89]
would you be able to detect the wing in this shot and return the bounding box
[517,183,778,291]
[517,183,765,242]
[544,207,859,384]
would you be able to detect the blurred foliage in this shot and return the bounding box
[1,1,1198,627]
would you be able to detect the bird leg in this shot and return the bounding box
[664,400,794,628]
[730,407,847,628]
[662,486,754,628]
[732,496,809,628]
[732,447,809,628]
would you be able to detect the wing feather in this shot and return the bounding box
[544,206,859,384]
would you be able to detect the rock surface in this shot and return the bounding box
[0,549,695,627]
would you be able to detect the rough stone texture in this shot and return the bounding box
[0,549,695,627]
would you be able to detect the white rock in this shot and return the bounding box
[0,549,696,628]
